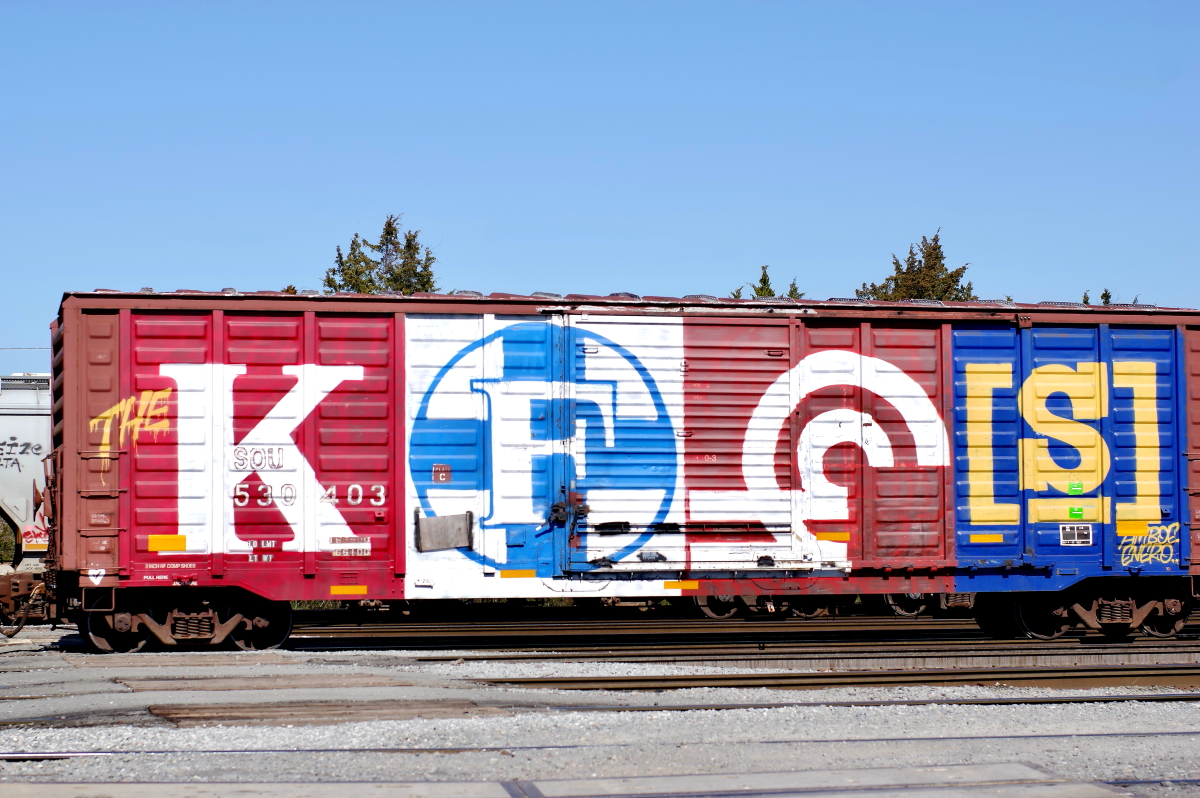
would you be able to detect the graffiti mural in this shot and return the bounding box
[405,317,954,589]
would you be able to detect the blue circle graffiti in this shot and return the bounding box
[410,321,677,570]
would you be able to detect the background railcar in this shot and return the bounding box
[16,289,1200,650]
[0,373,51,571]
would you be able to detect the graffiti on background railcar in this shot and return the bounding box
[1,437,44,469]
[21,506,48,551]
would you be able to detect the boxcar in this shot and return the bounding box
[22,289,1200,649]
[0,373,51,570]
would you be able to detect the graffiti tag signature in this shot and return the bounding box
[0,437,44,471]
[89,389,173,455]
[1119,522,1179,567]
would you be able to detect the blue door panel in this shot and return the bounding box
[952,324,1185,592]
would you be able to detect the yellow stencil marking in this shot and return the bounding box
[330,585,369,596]
[1018,362,1109,494]
[147,535,186,552]
[814,531,850,541]
[1113,362,1162,526]
[963,363,1020,524]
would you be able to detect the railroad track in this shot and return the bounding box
[408,635,1200,662]
[480,661,1200,691]
[288,615,988,649]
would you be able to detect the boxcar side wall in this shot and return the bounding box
[51,294,1197,605]
[1184,326,1200,575]
[63,307,405,601]
[0,374,51,565]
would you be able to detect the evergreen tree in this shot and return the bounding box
[751,265,775,298]
[857,231,977,301]
[730,264,802,299]
[374,216,438,294]
[1100,288,1113,305]
[323,215,438,295]
[1082,290,1091,305]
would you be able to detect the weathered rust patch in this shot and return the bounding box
[148,699,511,727]
[117,674,412,691]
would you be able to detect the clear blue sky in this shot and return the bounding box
[2,1,1197,374]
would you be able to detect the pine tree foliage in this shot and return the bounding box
[730,264,803,299]
[323,215,438,295]
[372,215,438,294]
[1100,288,1113,305]
[751,265,774,298]
[856,231,977,301]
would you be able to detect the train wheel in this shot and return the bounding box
[789,597,830,619]
[973,594,1020,639]
[86,604,152,654]
[696,595,739,620]
[1141,594,1191,638]
[1014,594,1072,640]
[885,593,927,617]
[225,596,293,650]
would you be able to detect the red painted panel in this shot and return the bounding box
[117,311,400,599]
[863,325,945,562]
[682,321,790,503]
[681,319,950,566]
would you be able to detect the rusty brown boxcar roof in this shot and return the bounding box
[58,288,1198,325]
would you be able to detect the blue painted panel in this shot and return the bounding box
[408,319,677,576]
[952,324,1184,592]
[951,325,1023,563]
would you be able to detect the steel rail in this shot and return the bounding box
[287,617,990,650]
[480,661,1200,690]
[290,617,975,636]
[408,637,1200,663]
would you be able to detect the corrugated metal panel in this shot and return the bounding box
[1186,328,1200,568]
[863,325,946,562]
[0,375,51,558]
[952,325,1022,562]
[78,310,403,598]
[1107,328,1180,569]
[77,311,123,573]
[566,317,681,570]
[52,289,1196,603]
[677,320,789,565]
[407,315,570,583]
[951,324,1183,588]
